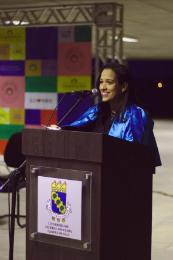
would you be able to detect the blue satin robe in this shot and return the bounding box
[63,102,161,167]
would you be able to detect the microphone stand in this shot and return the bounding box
[0,160,26,260]
[57,95,84,126]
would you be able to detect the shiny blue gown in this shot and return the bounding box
[63,102,161,167]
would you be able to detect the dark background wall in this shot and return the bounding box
[128,60,173,119]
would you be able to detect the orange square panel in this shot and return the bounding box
[0,139,8,155]
[41,109,57,127]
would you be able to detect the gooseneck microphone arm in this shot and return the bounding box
[46,94,66,128]
[56,89,99,126]
[57,96,84,126]
[45,88,99,127]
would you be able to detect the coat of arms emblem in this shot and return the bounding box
[46,180,72,222]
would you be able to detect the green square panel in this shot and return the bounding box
[25,77,57,93]
[75,25,92,42]
[0,124,24,140]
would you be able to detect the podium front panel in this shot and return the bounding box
[29,165,92,251]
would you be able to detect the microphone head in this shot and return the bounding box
[91,88,99,97]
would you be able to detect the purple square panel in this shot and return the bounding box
[0,61,25,76]
[25,109,41,125]
[26,27,58,60]
[57,94,91,126]
[42,60,57,76]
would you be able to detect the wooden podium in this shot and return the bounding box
[22,128,155,260]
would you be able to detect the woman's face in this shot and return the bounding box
[99,69,123,103]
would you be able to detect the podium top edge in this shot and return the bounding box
[22,128,155,173]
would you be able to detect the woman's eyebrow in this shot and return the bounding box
[100,78,115,81]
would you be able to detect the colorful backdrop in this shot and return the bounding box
[0,25,92,154]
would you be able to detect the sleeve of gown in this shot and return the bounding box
[142,114,162,167]
[61,104,98,130]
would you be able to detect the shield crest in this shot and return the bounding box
[51,181,66,215]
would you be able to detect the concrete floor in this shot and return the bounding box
[0,120,173,260]
[152,120,173,260]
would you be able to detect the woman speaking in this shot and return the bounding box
[55,62,161,167]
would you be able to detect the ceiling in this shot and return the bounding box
[0,0,173,60]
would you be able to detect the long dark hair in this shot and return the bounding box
[96,62,140,122]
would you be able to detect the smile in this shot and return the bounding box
[101,92,110,97]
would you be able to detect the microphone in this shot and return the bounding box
[65,88,99,97]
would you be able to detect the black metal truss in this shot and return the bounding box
[0,3,124,69]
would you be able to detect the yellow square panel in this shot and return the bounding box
[0,28,25,44]
[10,108,24,125]
[25,60,41,76]
[0,107,10,124]
[57,76,91,93]
[10,43,25,60]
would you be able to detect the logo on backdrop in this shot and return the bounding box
[7,30,13,36]
[46,180,72,222]
[29,98,53,103]
[71,78,78,84]
[78,29,88,38]
[13,48,23,55]
[0,80,19,104]
[61,29,72,39]
[62,78,86,89]
[29,64,37,72]
[0,30,22,40]
[64,47,85,72]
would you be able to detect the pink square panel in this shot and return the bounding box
[57,42,91,76]
[0,76,25,108]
